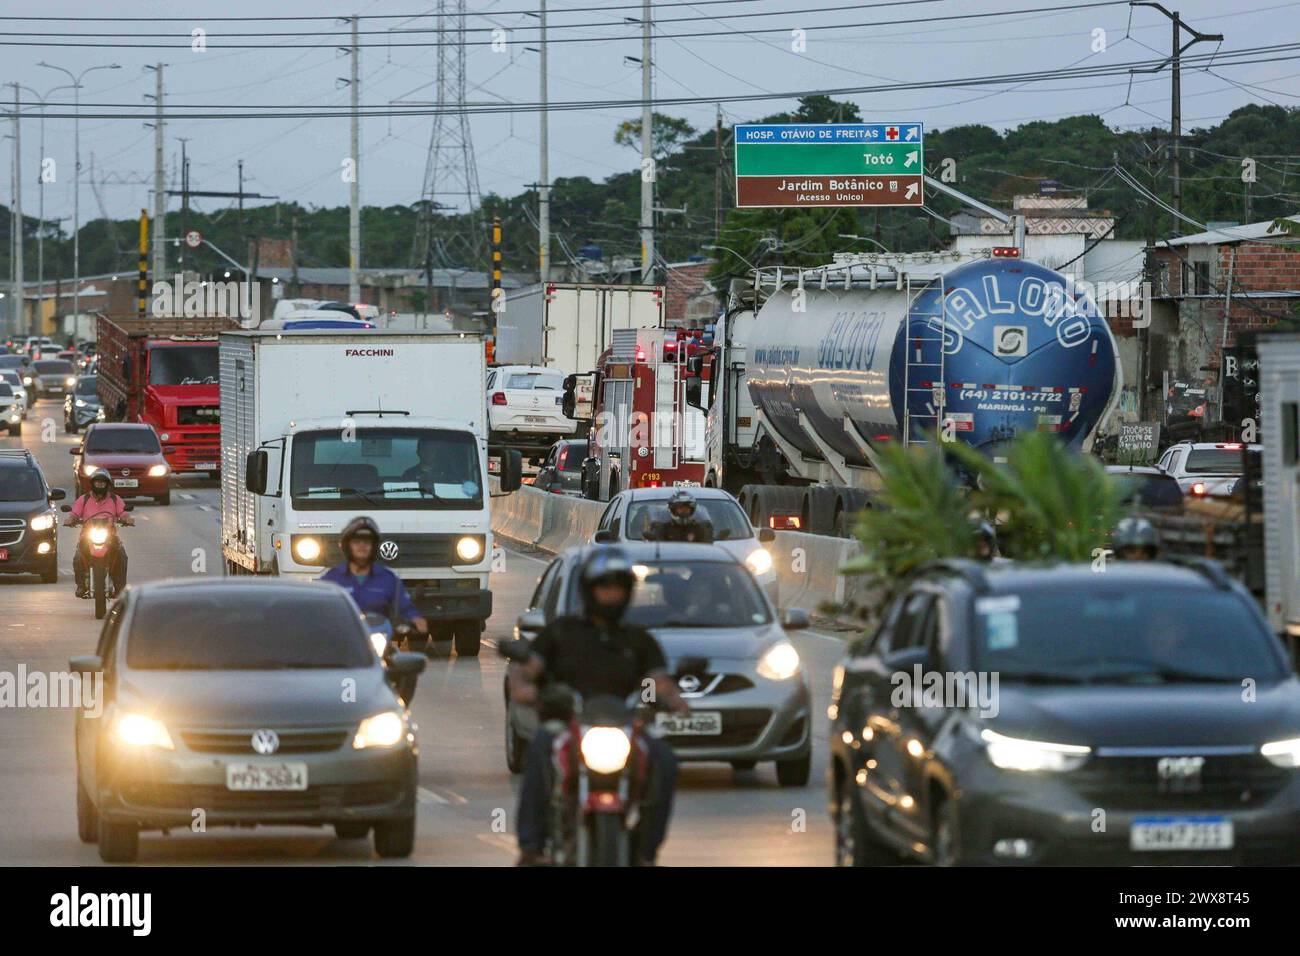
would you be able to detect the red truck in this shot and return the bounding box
[96,316,241,476]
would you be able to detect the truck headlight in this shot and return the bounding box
[353,711,405,749]
[580,726,631,773]
[455,535,484,562]
[113,712,174,750]
[981,728,1090,772]
[292,536,323,564]
[148,464,169,477]
[1261,737,1300,768]
[756,640,800,680]
[29,513,55,531]
[745,547,773,576]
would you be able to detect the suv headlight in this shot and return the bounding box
[1261,737,1300,768]
[981,728,1090,772]
[113,712,174,750]
[756,640,800,680]
[353,711,405,749]
[580,726,631,773]
[29,513,55,531]
[745,547,773,576]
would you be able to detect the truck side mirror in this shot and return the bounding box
[685,375,703,410]
[245,449,269,495]
[499,449,523,493]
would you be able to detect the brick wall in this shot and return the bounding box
[664,262,712,324]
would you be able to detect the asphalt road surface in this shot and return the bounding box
[0,399,841,865]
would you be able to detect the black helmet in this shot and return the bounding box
[578,546,637,622]
[339,516,381,562]
[88,468,113,498]
[666,490,698,524]
[1113,516,1160,559]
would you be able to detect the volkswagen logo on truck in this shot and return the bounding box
[378,540,400,561]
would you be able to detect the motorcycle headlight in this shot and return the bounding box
[22,376,31,386]
[292,535,322,564]
[745,546,773,576]
[75,399,86,408]
[580,726,632,774]
[455,535,484,562]
[353,711,405,749]
[65,376,77,387]
[1261,737,1300,768]
[981,728,1090,772]
[29,513,55,531]
[88,526,110,546]
[756,640,800,680]
[147,464,169,477]
[113,712,174,750]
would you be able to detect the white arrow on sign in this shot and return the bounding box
[904,150,919,168]
[905,183,919,200]
[905,127,919,141]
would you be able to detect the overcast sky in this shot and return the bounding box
[2,0,1296,238]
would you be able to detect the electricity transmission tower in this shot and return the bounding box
[413,0,485,273]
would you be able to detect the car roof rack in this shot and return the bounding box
[912,558,990,593]
[1163,554,1232,590]
[0,448,35,464]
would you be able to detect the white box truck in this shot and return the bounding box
[1260,335,1300,636]
[495,282,664,375]
[219,329,521,656]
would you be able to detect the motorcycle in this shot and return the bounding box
[499,638,707,866]
[60,503,132,620]
[363,612,420,705]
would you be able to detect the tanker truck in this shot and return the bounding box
[688,250,1122,536]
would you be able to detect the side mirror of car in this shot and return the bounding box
[69,654,102,673]
[498,637,534,662]
[781,607,811,631]
[385,651,426,706]
[514,609,546,639]
[758,527,776,543]
[69,446,81,456]
[883,645,931,674]
[48,488,66,502]
[593,529,615,543]
[245,449,269,495]
[59,504,71,513]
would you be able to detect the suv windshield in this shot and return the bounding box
[34,360,73,375]
[0,384,12,398]
[126,590,373,669]
[625,498,753,541]
[1185,448,1243,474]
[0,467,43,502]
[974,588,1284,683]
[148,345,218,386]
[290,427,483,511]
[75,376,98,396]
[574,559,771,628]
[85,428,161,454]
[0,356,24,370]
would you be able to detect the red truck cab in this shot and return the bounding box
[95,317,239,476]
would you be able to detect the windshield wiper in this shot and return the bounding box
[998,671,1093,685]
[300,485,381,505]
[1105,667,1238,685]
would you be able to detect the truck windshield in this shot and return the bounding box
[148,345,218,386]
[290,427,483,512]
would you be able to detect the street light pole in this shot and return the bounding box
[39,61,121,328]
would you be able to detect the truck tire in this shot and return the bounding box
[453,621,482,658]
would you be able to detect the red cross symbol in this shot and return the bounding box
[885,126,899,140]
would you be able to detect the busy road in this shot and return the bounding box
[0,398,838,866]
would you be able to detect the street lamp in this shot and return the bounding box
[38,61,121,327]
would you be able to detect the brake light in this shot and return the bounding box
[992,246,1020,258]
[1218,443,1242,450]
[1190,481,1207,496]
[769,513,802,530]
[557,448,568,470]
[491,392,507,406]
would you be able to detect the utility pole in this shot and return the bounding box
[146,64,165,287]
[347,14,361,303]
[538,0,550,282]
[177,137,189,272]
[714,104,722,246]
[1130,3,1223,226]
[9,85,22,336]
[290,211,300,296]
[639,0,654,284]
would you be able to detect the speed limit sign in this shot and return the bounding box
[184,229,203,249]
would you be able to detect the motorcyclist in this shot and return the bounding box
[1113,515,1162,561]
[507,547,690,866]
[318,516,430,639]
[972,519,1001,562]
[644,490,714,543]
[64,468,132,598]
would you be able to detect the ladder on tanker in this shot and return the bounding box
[901,271,949,446]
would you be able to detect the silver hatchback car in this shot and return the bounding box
[505,542,813,786]
[71,578,426,862]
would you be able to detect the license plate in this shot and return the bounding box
[225,762,309,791]
[1130,816,1233,851]
[115,478,138,488]
[195,462,218,470]
[0,548,8,561]
[524,416,548,423]
[656,711,722,735]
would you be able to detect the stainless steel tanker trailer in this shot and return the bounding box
[687,249,1122,536]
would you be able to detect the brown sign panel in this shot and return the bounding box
[736,174,923,208]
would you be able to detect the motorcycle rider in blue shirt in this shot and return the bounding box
[319,516,429,638]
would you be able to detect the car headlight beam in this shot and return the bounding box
[981,728,1090,772]
[1261,736,1300,768]
[745,546,773,576]
[29,513,55,531]
[353,711,405,749]
[113,712,174,750]
[147,464,169,477]
[580,726,632,774]
[756,640,800,681]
